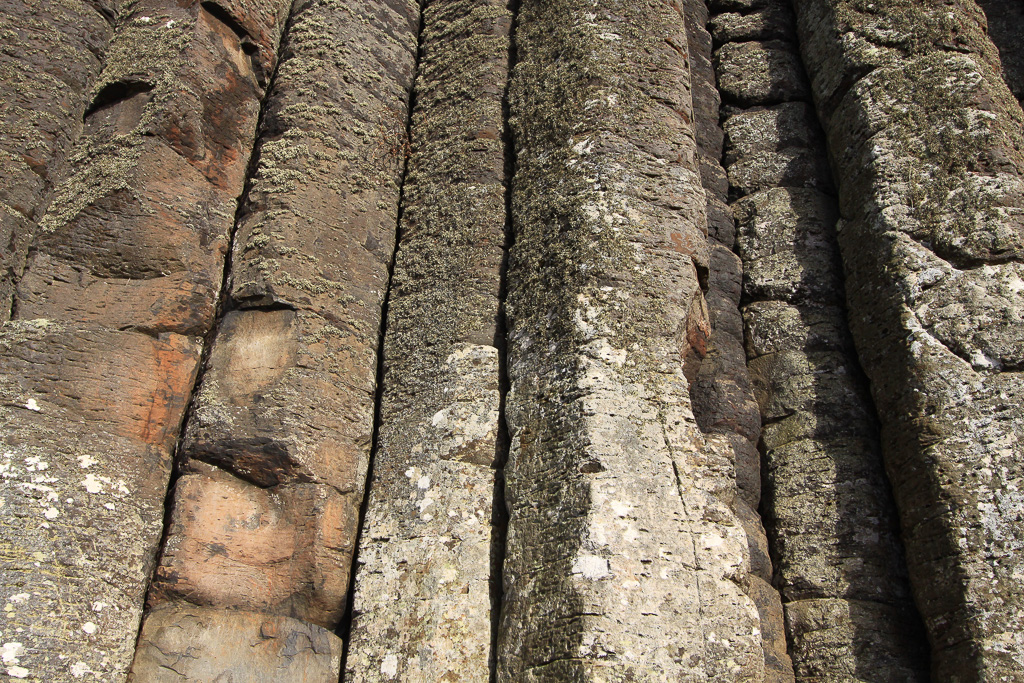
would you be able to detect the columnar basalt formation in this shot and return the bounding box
[1,0,1023,680]
[709,0,929,678]
[131,0,420,678]
[791,0,1024,678]
[684,0,794,678]
[0,0,114,319]
[345,1,512,679]
[2,0,290,679]
[497,1,769,678]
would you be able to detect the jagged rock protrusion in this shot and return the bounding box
[0,0,113,319]
[683,0,794,679]
[791,0,1024,677]
[345,0,512,679]
[497,1,766,679]
[709,0,929,679]
[139,0,421,665]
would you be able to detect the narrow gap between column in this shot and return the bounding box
[336,1,428,677]
[488,2,520,678]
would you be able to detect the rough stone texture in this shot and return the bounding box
[140,0,421,652]
[0,0,113,320]
[723,104,834,197]
[15,0,291,336]
[709,5,797,44]
[129,605,343,681]
[713,3,929,679]
[792,0,1024,677]
[497,1,765,679]
[974,0,1024,103]
[0,321,200,682]
[714,41,811,107]
[148,465,357,628]
[346,1,511,679]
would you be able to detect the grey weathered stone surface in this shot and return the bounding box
[713,2,929,679]
[345,1,512,679]
[497,1,765,679]
[0,0,113,319]
[16,0,291,336]
[129,605,343,681]
[0,321,200,682]
[792,0,1024,677]
[714,41,811,107]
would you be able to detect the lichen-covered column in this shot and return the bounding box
[0,0,114,318]
[131,0,420,678]
[0,2,291,680]
[497,1,766,679]
[345,1,512,680]
[708,1,930,679]
[792,0,1024,677]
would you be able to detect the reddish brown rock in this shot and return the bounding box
[149,466,357,627]
[129,605,343,682]
[16,0,291,335]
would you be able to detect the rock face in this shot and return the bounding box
[709,1,930,679]
[0,0,113,320]
[1,0,1023,680]
[791,0,1024,678]
[345,1,512,679]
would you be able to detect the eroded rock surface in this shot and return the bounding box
[497,1,765,679]
[792,0,1024,677]
[345,1,512,679]
[0,0,113,319]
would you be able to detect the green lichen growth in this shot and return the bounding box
[831,0,1024,263]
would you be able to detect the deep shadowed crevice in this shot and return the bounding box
[337,3,427,678]
[130,0,299,659]
[489,3,519,679]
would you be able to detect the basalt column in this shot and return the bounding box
[792,0,1024,677]
[345,1,512,680]
[0,1,291,680]
[684,0,794,679]
[130,0,420,679]
[0,0,114,319]
[708,0,929,678]
[497,1,767,679]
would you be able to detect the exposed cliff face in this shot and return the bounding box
[1,0,1022,681]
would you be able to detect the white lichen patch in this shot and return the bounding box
[573,554,611,580]
[23,400,39,412]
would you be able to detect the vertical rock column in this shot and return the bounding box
[130,0,421,678]
[0,0,113,319]
[683,0,794,679]
[497,1,767,679]
[708,0,929,679]
[792,0,1024,677]
[0,1,290,680]
[345,0,512,680]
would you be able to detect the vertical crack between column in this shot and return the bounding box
[489,2,520,679]
[336,2,427,678]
